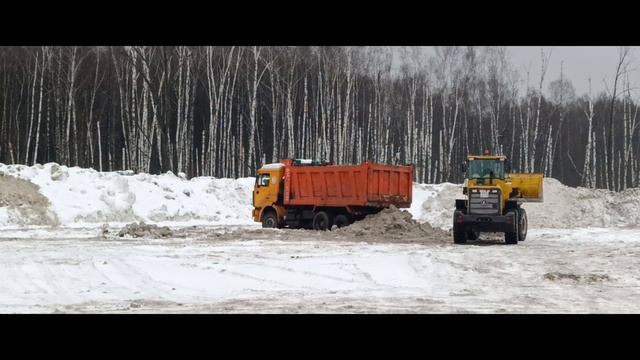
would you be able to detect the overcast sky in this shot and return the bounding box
[508,46,635,97]
[403,46,637,98]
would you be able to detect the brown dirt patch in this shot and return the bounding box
[0,173,58,226]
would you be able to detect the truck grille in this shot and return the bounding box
[469,189,500,215]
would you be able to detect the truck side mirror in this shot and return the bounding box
[505,162,511,173]
[460,161,467,173]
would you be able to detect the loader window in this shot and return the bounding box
[258,174,271,187]
[467,160,505,180]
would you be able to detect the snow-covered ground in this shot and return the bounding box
[0,226,639,313]
[0,163,639,313]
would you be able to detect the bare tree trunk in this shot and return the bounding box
[607,47,630,190]
[530,48,551,173]
[582,79,595,187]
[97,120,103,171]
[65,46,78,166]
[26,52,38,165]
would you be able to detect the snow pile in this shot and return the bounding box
[525,178,640,229]
[0,163,255,227]
[408,178,640,230]
[408,183,461,230]
[337,205,449,243]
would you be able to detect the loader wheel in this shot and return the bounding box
[453,230,467,244]
[333,214,350,229]
[504,210,519,244]
[313,211,333,231]
[518,208,527,241]
[453,222,467,244]
[452,212,466,244]
[262,210,278,228]
[505,231,518,245]
[466,230,480,241]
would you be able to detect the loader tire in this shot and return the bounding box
[453,223,467,244]
[262,210,278,228]
[518,208,527,242]
[505,231,518,245]
[452,212,466,244]
[313,211,333,231]
[504,210,519,244]
[453,230,467,244]
[466,230,479,241]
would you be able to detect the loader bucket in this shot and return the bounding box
[508,173,544,202]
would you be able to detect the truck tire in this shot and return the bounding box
[313,211,333,231]
[518,208,527,242]
[466,230,479,240]
[333,214,350,229]
[262,210,278,228]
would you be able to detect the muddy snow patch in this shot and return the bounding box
[117,222,174,238]
[543,272,611,283]
[0,173,58,226]
[337,205,449,243]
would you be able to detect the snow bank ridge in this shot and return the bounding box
[0,163,256,227]
[0,162,638,230]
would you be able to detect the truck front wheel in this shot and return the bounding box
[313,211,333,231]
[262,210,278,228]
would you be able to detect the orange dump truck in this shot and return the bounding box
[253,159,414,230]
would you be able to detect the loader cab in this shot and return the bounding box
[465,155,508,184]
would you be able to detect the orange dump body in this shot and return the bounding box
[283,160,414,209]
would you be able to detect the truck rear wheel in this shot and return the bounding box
[313,211,333,231]
[262,210,278,228]
[333,214,350,229]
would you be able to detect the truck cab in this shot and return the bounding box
[252,163,286,227]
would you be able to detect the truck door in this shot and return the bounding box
[255,172,279,206]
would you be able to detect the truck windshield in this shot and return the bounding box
[467,159,504,180]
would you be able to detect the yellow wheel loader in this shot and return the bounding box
[453,154,543,245]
